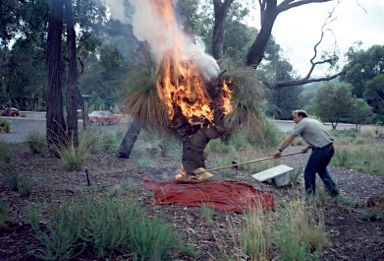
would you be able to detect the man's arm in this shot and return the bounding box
[273,134,296,158]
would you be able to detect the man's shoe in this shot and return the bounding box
[330,189,339,198]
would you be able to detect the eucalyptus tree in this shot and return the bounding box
[46,0,108,153]
[348,98,373,130]
[264,59,303,119]
[0,0,49,108]
[341,44,384,119]
[209,0,348,89]
[46,0,66,155]
[364,74,384,120]
[312,82,354,129]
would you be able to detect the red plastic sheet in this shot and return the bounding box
[143,178,274,213]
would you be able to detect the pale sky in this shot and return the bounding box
[247,0,384,77]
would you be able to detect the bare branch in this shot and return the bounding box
[355,0,367,13]
[265,70,346,89]
[303,1,340,80]
[278,0,335,13]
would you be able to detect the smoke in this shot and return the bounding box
[105,0,130,24]
[106,0,220,76]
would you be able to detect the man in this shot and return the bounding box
[273,110,339,197]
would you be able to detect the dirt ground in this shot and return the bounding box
[0,143,383,260]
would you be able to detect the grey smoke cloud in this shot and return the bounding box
[106,0,220,76]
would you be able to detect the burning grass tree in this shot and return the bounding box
[120,0,265,177]
[121,53,265,177]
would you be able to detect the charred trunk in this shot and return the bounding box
[118,117,143,158]
[181,124,226,175]
[172,72,230,175]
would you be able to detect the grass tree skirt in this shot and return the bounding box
[143,178,274,213]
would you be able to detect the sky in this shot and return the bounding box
[247,0,384,77]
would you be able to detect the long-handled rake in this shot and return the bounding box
[194,151,302,179]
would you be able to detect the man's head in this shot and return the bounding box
[292,110,308,123]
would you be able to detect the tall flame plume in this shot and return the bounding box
[146,0,232,125]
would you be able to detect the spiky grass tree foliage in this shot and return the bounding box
[218,58,267,142]
[120,54,267,173]
[121,53,173,136]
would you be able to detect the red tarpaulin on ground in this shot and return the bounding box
[143,178,274,213]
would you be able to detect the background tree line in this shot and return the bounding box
[0,0,383,149]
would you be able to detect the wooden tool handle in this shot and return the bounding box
[207,151,301,172]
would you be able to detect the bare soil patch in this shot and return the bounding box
[0,144,383,260]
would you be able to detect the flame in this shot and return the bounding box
[175,164,186,179]
[149,0,232,125]
[175,164,203,181]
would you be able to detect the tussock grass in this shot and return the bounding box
[241,208,272,260]
[24,131,47,154]
[332,144,384,176]
[17,175,33,197]
[361,207,384,221]
[0,139,12,163]
[56,128,103,171]
[4,165,32,197]
[273,197,326,261]
[201,202,215,226]
[5,164,19,191]
[0,118,11,133]
[215,195,327,261]
[28,195,179,260]
[0,201,10,228]
[138,156,152,167]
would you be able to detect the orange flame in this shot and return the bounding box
[175,164,203,181]
[150,0,232,125]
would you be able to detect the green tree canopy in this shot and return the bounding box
[341,44,384,98]
[312,82,354,129]
[347,98,373,130]
[364,74,384,120]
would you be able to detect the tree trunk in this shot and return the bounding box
[118,117,143,158]
[65,0,78,147]
[212,0,234,60]
[46,0,66,156]
[246,2,278,66]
